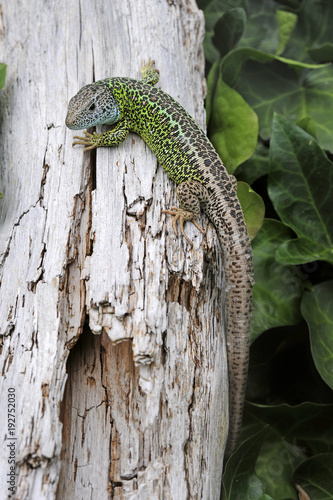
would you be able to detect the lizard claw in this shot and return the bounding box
[162,206,205,246]
[72,131,99,152]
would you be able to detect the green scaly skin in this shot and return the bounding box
[66,60,254,458]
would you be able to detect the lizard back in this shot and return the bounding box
[67,74,254,457]
[99,77,254,455]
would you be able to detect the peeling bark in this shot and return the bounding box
[0,1,228,499]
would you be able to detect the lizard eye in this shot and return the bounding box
[88,103,96,111]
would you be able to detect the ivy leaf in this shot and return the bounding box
[309,43,333,64]
[255,438,303,499]
[276,10,297,55]
[203,0,297,63]
[212,8,246,59]
[282,0,333,63]
[245,402,333,455]
[201,0,247,34]
[269,115,333,265]
[301,281,333,390]
[0,63,6,90]
[240,404,333,498]
[228,54,333,152]
[224,401,327,500]
[236,0,294,55]
[221,47,325,88]
[222,425,273,500]
[202,0,247,63]
[236,141,270,185]
[0,63,6,200]
[251,219,304,341]
[205,61,219,124]
[207,78,258,173]
[296,116,318,139]
[237,181,265,241]
[237,0,279,54]
[293,454,333,500]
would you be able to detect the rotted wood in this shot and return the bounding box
[0,1,228,499]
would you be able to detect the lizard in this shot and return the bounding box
[65,60,254,458]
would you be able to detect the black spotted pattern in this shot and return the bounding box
[67,70,254,457]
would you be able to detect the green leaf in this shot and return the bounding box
[296,116,317,139]
[309,43,333,64]
[245,402,333,455]
[224,402,333,499]
[203,0,298,63]
[224,415,306,500]
[222,425,272,500]
[282,0,333,63]
[202,0,247,34]
[301,281,333,390]
[0,63,6,90]
[236,0,281,55]
[203,1,333,151]
[293,454,333,500]
[279,0,301,8]
[298,66,333,152]
[0,63,6,200]
[202,0,247,63]
[221,49,332,152]
[251,219,304,340]
[222,47,325,89]
[205,61,219,124]
[212,8,246,59]
[208,78,258,173]
[269,115,333,265]
[237,181,265,241]
[276,10,297,56]
[236,141,270,185]
[202,0,333,65]
[255,438,302,499]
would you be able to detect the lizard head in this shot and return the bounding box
[65,83,120,130]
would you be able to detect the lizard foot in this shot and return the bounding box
[162,206,205,246]
[72,131,99,152]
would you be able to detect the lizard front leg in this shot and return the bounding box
[163,180,208,246]
[72,119,129,152]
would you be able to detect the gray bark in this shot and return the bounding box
[0,1,228,499]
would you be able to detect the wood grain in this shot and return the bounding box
[0,1,228,498]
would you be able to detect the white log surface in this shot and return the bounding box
[0,1,228,499]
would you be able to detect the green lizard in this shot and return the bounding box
[65,60,254,458]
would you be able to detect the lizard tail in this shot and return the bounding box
[204,195,254,458]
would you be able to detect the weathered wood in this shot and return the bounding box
[0,1,228,499]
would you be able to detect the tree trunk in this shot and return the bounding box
[0,1,228,499]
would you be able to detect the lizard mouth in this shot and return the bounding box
[65,112,81,130]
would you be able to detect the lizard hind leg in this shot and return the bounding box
[162,180,209,246]
[141,58,160,86]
